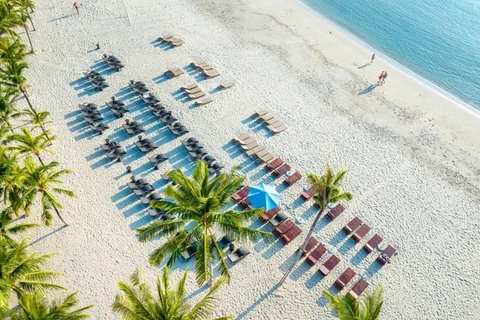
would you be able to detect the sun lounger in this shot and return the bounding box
[208,163,224,175]
[268,123,288,133]
[158,34,173,42]
[245,147,266,158]
[165,68,184,78]
[217,236,234,250]
[268,212,288,227]
[301,187,315,200]
[305,245,327,265]
[363,234,383,253]
[325,204,346,221]
[203,69,220,78]
[196,96,213,106]
[344,217,363,234]
[259,112,274,121]
[284,172,302,186]
[238,198,251,209]
[79,103,98,110]
[171,39,184,47]
[252,110,269,119]
[263,117,281,125]
[89,123,108,134]
[351,224,370,242]
[133,185,154,196]
[227,244,250,263]
[232,186,250,202]
[259,207,281,223]
[255,153,274,164]
[273,163,291,177]
[335,268,357,289]
[239,141,259,151]
[199,64,214,71]
[273,219,294,237]
[318,255,340,276]
[183,137,199,145]
[376,245,396,265]
[202,155,216,166]
[280,225,302,245]
[148,208,163,217]
[185,87,202,94]
[232,133,251,144]
[188,91,206,99]
[181,242,198,260]
[181,83,198,91]
[218,82,234,90]
[348,279,369,299]
[140,192,163,205]
[191,60,207,68]
[236,136,256,146]
[301,237,319,256]
[266,158,284,171]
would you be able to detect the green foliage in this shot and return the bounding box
[137,161,272,286]
[0,208,38,243]
[9,291,92,319]
[307,162,353,208]
[112,267,232,320]
[0,236,65,311]
[323,284,384,320]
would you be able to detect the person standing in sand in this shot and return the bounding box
[382,71,388,84]
[73,2,80,15]
[378,71,384,84]
[371,53,375,63]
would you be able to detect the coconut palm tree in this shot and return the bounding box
[0,36,27,63]
[0,208,38,244]
[0,1,22,37]
[0,56,31,107]
[0,146,28,216]
[112,267,232,320]
[9,291,92,319]
[19,156,75,226]
[137,161,272,286]
[323,284,384,320]
[0,89,20,132]
[12,0,36,31]
[278,162,353,286]
[0,236,65,311]
[8,127,56,165]
[20,108,52,134]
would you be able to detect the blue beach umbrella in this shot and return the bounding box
[246,183,281,211]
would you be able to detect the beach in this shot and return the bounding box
[21,0,480,318]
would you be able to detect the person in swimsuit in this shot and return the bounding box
[73,2,80,15]
[382,71,388,84]
[378,71,384,83]
[371,53,375,63]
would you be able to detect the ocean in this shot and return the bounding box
[299,0,480,112]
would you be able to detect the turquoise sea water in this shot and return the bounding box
[300,0,480,111]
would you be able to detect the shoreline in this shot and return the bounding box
[294,0,480,118]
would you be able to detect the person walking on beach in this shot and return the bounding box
[382,71,388,84]
[377,71,384,84]
[371,53,375,63]
[73,2,80,15]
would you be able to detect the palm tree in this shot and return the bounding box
[278,162,353,286]
[8,127,56,165]
[0,36,27,63]
[0,236,65,311]
[20,108,52,134]
[112,267,232,320]
[0,89,21,132]
[19,156,75,226]
[0,1,22,37]
[0,146,28,216]
[137,161,272,286]
[0,56,32,109]
[9,291,92,319]
[12,0,36,31]
[0,208,38,244]
[323,284,384,320]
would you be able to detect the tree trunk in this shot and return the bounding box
[278,205,326,286]
[29,16,36,31]
[24,25,34,53]
[36,154,44,166]
[53,204,69,226]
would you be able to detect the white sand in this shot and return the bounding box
[18,0,480,318]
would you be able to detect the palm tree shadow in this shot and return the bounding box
[28,225,67,246]
[236,285,280,320]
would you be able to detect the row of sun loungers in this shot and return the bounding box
[252,110,287,134]
[102,54,124,71]
[180,83,213,105]
[84,70,109,91]
[101,139,126,162]
[79,103,109,134]
[190,60,220,78]
[158,34,185,47]
[182,137,224,175]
